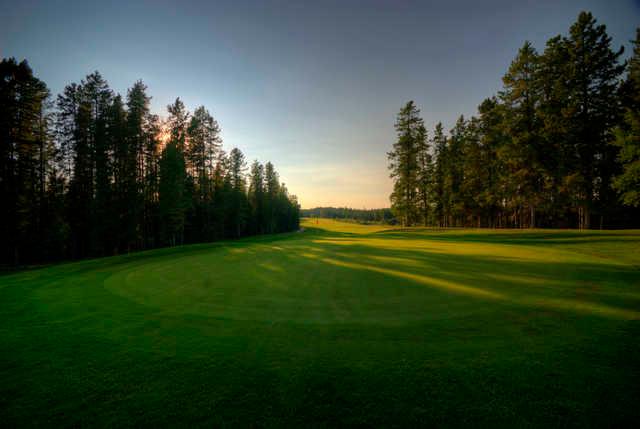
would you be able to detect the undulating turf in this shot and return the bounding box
[1,219,639,427]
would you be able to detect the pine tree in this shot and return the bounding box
[416,124,432,225]
[248,160,265,234]
[167,98,189,152]
[122,81,152,251]
[431,122,448,227]
[57,80,92,258]
[264,161,280,233]
[499,41,544,227]
[537,35,574,226]
[612,28,640,207]
[142,113,161,248]
[159,142,186,246]
[186,106,221,240]
[564,12,625,228]
[84,72,113,255]
[388,101,424,226]
[228,148,248,237]
[159,99,189,246]
[211,149,228,239]
[382,12,633,229]
[187,106,221,196]
[1,59,301,264]
[108,95,128,252]
[446,116,466,226]
[477,97,507,227]
[0,58,50,264]
[460,118,485,227]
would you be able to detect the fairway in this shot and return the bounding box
[1,219,639,426]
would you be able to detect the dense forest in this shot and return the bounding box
[301,207,394,224]
[0,62,300,266]
[389,12,640,229]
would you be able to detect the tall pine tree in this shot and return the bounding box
[388,101,424,226]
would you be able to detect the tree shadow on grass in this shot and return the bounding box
[373,228,640,246]
[284,235,640,321]
[0,230,305,281]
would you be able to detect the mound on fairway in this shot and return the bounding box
[1,219,639,426]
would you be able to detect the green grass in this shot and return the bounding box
[1,219,639,427]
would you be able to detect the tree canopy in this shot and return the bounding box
[388,12,639,229]
[0,61,300,266]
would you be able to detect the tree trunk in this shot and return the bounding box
[530,205,535,229]
[584,207,590,229]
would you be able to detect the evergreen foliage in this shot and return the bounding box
[388,13,639,228]
[0,62,300,266]
[300,207,394,224]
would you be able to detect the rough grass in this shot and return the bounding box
[1,219,639,427]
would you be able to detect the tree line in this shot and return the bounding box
[300,207,394,224]
[389,12,640,229]
[1,61,300,266]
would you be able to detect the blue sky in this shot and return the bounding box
[2,0,638,208]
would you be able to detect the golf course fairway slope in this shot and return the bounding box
[1,219,639,426]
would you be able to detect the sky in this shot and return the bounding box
[1,0,638,208]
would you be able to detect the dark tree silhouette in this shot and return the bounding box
[0,62,300,266]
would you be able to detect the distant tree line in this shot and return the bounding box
[301,207,394,224]
[389,12,640,229]
[1,61,299,266]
